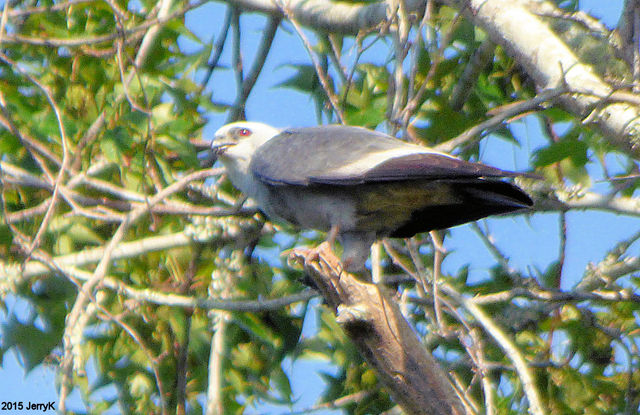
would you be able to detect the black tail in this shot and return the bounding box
[390,179,532,237]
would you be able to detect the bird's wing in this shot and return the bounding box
[250,125,521,186]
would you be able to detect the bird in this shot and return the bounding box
[211,121,533,272]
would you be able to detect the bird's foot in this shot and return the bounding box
[286,242,343,275]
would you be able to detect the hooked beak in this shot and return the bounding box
[211,134,236,156]
[197,134,236,167]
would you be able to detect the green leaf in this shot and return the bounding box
[271,366,293,402]
[0,224,11,246]
[533,138,589,167]
[2,317,61,372]
[101,126,133,163]
[276,64,319,93]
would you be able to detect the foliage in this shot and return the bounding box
[0,0,639,414]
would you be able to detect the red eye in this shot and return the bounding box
[239,128,251,136]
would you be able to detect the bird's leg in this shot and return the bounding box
[232,194,248,213]
[325,225,352,275]
[338,232,377,281]
[287,225,344,275]
[304,224,341,268]
[326,224,340,249]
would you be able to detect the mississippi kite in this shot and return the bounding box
[212,122,533,271]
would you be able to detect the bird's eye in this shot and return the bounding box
[238,128,251,137]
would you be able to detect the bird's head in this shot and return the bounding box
[211,121,281,197]
[212,121,281,164]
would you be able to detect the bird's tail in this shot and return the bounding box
[389,179,533,237]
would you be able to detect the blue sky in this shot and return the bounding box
[0,1,630,414]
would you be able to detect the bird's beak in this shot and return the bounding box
[211,134,237,156]
[198,133,237,167]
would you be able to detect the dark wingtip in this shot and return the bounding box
[503,170,544,180]
[389,179,534,238]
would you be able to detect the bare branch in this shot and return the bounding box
[59,167,218,409]
[2,1,207,48]
[471,286,640,305]
[436,86,568,153]
[461,0,640,157]
[200,7,232,91]
[450,39,495,111]
[226,0,428,35]
[289,242,467,415]
[281,3,345,123]
[227,15,281,122]
[442,284,547,415]
[532,185,640,217]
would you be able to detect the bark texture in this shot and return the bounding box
[289,243,467,415]
[463,0,640,157]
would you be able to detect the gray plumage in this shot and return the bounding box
[212,121,533,271]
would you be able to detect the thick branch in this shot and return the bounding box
[461,0,640,157]
[288,242,466,415]
[226,0,426,35]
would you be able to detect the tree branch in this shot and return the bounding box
[288,242,466,415]
[59,167,218,409]
[226,0,427,35]
[442,284,547,415]
[2,1,207,48]
[227,15,280,122]
[459,0,640,157]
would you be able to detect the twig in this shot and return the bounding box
[407,0,433,113]
[388,0,410,132]
[435,86,568,153]
[8,0,100,17]
[1,253,319,311]
[326,33,348,84]
[401,10,462,128]
[285,390,376,414]
[279,3,345,123]
[227,15,281,122]
[530,5,609,37]
[450,39,495,111]
[533,186,640,217]
[175,251,198,415]
[230,6,243,120]
[442,284,547,415]
[200,7,232,91]
[449,371,480,415]
[429,231,446,333]
[2,1,207,48]
[470,222,518,278]
[470,328,495,415]
[59,168,218,409]
[382,239,421,282]
[95,296,169,413]
[470,286,640,305]
[404,238,430,296]
[0,51,72,261]
[0,110,62,166]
